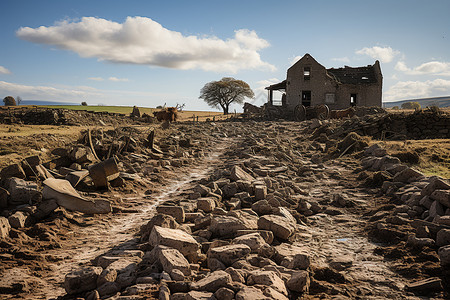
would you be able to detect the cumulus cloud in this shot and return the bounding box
[0,66,11,74]
[395,61,450,76]
[356,46,400,63]
[252,78,282,104]
[17,16,275,73]
[0,80,173,104]
[0,80,101,101]
[384,78,450,101]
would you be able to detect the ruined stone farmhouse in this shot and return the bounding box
[266,53,383,110]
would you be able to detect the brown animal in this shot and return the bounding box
[153,107,178,122]
[329,107,356,119]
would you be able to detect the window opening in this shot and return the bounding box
[350,94,357,106]
[303,67,311,81]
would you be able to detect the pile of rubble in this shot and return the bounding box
[359,143,450,294]
[0,107,140,126]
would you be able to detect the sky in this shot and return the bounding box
[0,0,449,112]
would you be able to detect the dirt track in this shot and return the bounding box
[0,116,449,299]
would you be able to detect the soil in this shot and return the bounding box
[0,110,449,299]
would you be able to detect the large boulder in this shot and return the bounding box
[208,244,251,267]
[247,270,288,296]
[436,229,450,247]
[64,267,103,294]
[232,233,268,252]
[149,226,200,257]
[230,166,255,182]
[156,205,185,223]
[392,167,424,183]
[274,243,310,269]
[210,215,257,237]
[8,211,27,228]
[286,270,310,292]
[155,245,191,276]
[190,270,232,292]
[235,286,271,300]
[257,215,296,240]
[430,190,450,208]
[7,178,41,206]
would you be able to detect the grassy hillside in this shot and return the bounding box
[384,96,450,108]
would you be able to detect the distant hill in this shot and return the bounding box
[383,96,450,108]
[18,100,80,106]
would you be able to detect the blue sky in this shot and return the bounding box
[0,0,449,111]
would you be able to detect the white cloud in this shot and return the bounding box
[395,61,450,76]
[356,46,400,63]
[252,78,282,105]
[108,77,129,82]
[88,77,104,81]
[0,66,11,74]
[331,57,350,63]
[384,78,450,101]
[0,80,173,104]
[17,16,275,73]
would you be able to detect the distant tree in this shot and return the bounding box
[81,101,88,106]
[392,106,399,110]
[401,101,421,110]
[3,96,16,106]
[16,96,22,105]
[199,77,254,115]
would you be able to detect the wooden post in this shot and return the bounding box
[196,116,199,122]
[193,115,195,123]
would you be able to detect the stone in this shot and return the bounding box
[429,201,445,218]
[208,244,251,267]
[392,167,424,183]
[247,270,288,295]
[310,118,322,129]
[96,282,120,297]
[436,215,450,226]
[8,178,41,206]
[69,146,96,164]
[286,270,310,293]
[197,198,216,213]
[156,205,185,223]
[236,230,274,244]
[328,255,353,271]
[207,258,226,271]
[43,178,111,214]
[97,268,117,286]
[430,190,450,208]
[406,277,443,295]
[257,215,296,240]
[230,165,255,182]
[156,245,191,276]
[33,199,58,220]
[235,286,271,300]
[274,243,310,270]
[224,267,245,283]
[232,233,268,252]
[193,184,211,197]
[140,214,178,242]
[64,266,103,294]
[252,200,273,215]
[406,235,435,248]
[254,185,267,201]
[214,287,235,300]
[421,178,450,197]
[8,211,27,228]
[210,215,256,237]
[170,269,185,281]
[0,187,9,208]
[0,164,26,180]
[190,270,232,292]
[149,226,200,257]
[436,229,450,247]
[0,216,11,239]
[185,291,214,300]
[438,245,450,266]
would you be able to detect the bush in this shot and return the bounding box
[392,106,399,110]
[81,101,88,106]
[3,96,16,106]
[401,101,421,110]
